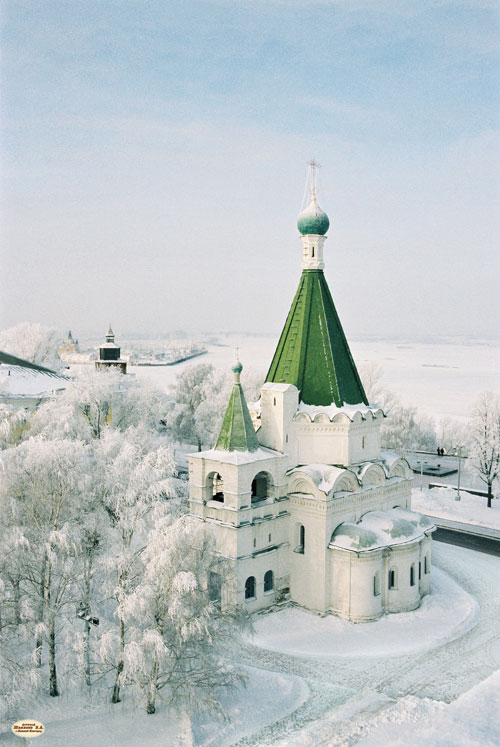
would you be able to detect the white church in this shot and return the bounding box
[188,168,435,623]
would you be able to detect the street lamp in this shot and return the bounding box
[416,460,428,491]
[456,448,462,501]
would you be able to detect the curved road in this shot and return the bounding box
[231,543,500,746]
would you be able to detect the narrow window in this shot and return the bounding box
[373,572,380,596]
[299,524,305,552]
[362,436,366,449]
[424,556,430,574]
[410,564,415,586]
[388,569,396,589]
[311,247,315,257]
[245,576,256,600]
[273,397,276,406]
[419,561,422,580]
[253,538,256,548]
[264,570,274,593]
[268,533,271,542]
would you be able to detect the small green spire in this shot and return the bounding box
[215,361,259,452]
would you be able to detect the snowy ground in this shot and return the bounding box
[1,543,499,746]
[412,486,500,531]
[250,567,478,660]
[0,666,308,746]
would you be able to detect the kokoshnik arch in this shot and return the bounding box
[188,166,435,623]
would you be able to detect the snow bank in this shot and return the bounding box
[2,666,307,747]
[192,665,308,746]
[251,566,478,659]
[357,668,500,746]
[412,487,500,531]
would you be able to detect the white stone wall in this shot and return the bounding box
[329,550,384,622]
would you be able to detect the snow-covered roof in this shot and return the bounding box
[296,401,384,422]
[0,364,69,398]
[288,463,349,494]
[189,445,284,466]
[261,382,297,392]
[379,450,405,470]
[99,342,120,349]
[330,508,435,552]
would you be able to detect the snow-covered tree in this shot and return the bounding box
[30,367,169,441]
[0,404,29,448]
[166,364,215,450]
[120,514,247,715]
[437,417,469,455]
[381,404,436,453]
[359,360,397,414]
[0,438,92,696]
[94,426,176,704]
[0,322,62,371]
[468,391,500,508]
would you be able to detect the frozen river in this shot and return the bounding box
[129,334,500,423]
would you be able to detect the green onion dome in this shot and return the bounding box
[297,197,330,236]
[232,360,243,375]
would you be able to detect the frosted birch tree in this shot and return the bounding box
[30,367,169,441]
[120,514,247,715]
[468,392,500,508]
[0,437,92,696]
[0,322,62,371]
[94,426,175,704]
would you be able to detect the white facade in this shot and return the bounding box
[188,381,435,623]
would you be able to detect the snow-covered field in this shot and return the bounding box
[412,486,500,531]
[2,542,499,746]
[127,335,500,422]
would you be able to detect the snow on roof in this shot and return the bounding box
[288,463,348,494]
[261,382,297,392]
[0,364,69,398]
[330,508,435,552]
[379,450,405,470]
[189,445,284,465]
[296,400,384,421]
[99,342,120,349]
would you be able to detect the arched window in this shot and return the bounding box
[388,568,397,590]
[264,570,274,593]
[212,473,224,502]
[410,564,415,586]
[373,571,380,596]
[206,472,224,503]
[245,576,256,600]
[251,472,271,503]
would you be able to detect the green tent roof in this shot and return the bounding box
[215,376,260,452]
[265,270,368,407]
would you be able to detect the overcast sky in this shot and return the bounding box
[1,0,499,340]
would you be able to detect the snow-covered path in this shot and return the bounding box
[230,543,500,746]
